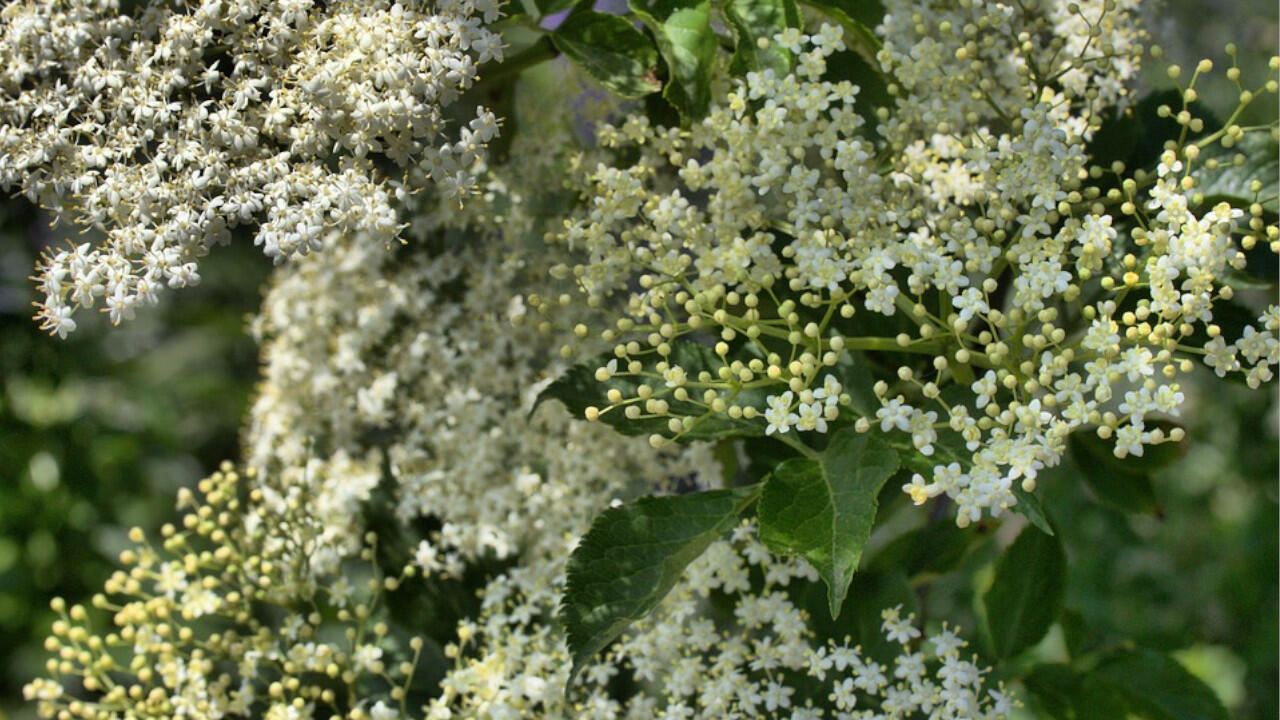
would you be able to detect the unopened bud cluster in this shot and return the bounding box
[24,463,423,720]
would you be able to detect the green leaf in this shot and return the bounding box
[551,11,662,98]
[630,0,717,121]
[841,569,916,661]
[1024,662,1139,720]
[832,350,880,417]
[758,427,899,617]
[534,339,770,441]
[982,521,1066,658]
[822,48,891,128]
[1024,663,1085,720]
[1082,649,1230,720]
[1087,90,1223,177]
[724,0,801,76]
[560,487,758,684]
[1058,608,1096,660]
[1069,441,1160,515]
[1087,90,1183,173]
[866,520,974,577]
[742,435,796,481]
[1194,132,1279,212]
[1067,422,1173,516]
[1011,484,1055,535]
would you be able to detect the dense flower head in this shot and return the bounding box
[560,23,1279,526]
[877,0,1146,146]
[429,524,1013,719]
[0,0,502,337]
[240,71,717,576]
[23,462,426,720]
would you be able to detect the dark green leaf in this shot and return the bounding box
[842,569,916,661]
[534,339,770,441]
[795,0,884,67]
[630,0,717,120]
[1058,608,1095,660]
[743,435,796,481]
[822,48,891,128]
[1069,418,1187,478]
[1210,295,1266,340]
[1075,462,1160,515]
[1083,649,1230,720]
[1226,246,1279,290]
[1194,132,1279,212]
[758,427,899,616]
[1024,663,1085,720]
[983,521,1066,658]
[560,487,758,683]
[832,350,880,417]
[724,0,801,76]
[792,568,916,658]
[1087,90,1222,177]
[712,438,743,485]
[1021,662,1135,720]
[1087,90,1181,173]
[866,520,973,577]
[1067,425,1167,515]
[803,0,883,25]
[551,11,662,98]
[1075,678,1138,720]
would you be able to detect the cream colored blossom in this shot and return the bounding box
[1,0,502,335]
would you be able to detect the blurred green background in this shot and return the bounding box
[0,201,269,717]
[0,0,1274,717]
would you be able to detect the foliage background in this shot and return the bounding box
[0,0,1274,717]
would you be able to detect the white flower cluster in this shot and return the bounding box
[560,22,1278,525]
[878,0,1144,145]
[243,70,713,576]
[247,228,719,576]
[18,0,1275,715]
[0,0,502,337]
[429,524,1012,720]
[765,374,844,436]
[244,205,1010,717]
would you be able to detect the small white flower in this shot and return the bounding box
[812,374,842,407]
[795,402,828,433]
[764,392,798,435]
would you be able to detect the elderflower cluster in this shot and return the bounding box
[243,68,723,577]
[23,463,425,720]
[0,0,502,337]
[23,70,742,713]
[877,0,1145,145]
[247,228,720,575]
[559,24,1279,526]
[235,190,1012,717]
[429,523,1012,720]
